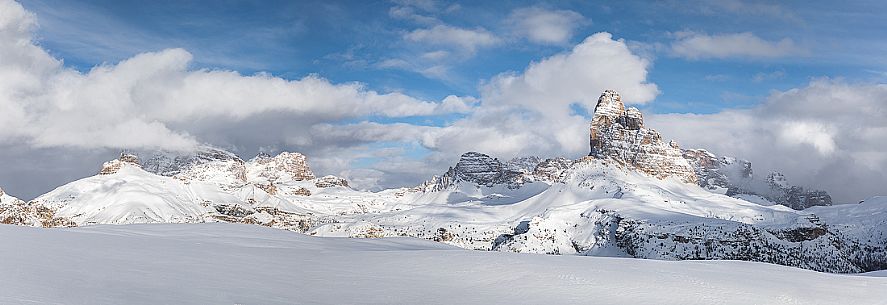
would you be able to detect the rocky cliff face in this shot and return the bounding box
[424,152,525,190]
[0,187,75,227]
[589,90,697,184]
[682,149,753,193]
[764,172,832,210]
[682,148,832,210]
[315,175,349,188]
[140,146,241,177]
[142,148,326,191]
[99,153,142,175]
[422,152,575,191]
[248,152,316,183]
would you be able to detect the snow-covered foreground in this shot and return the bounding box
[1,223,884,305]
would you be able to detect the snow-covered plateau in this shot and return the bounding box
[1,223,884,305]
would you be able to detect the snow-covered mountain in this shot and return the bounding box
[2,90,884,274]
[683,148,832,209]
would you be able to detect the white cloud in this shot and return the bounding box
[391,0,437,12]
[404,24,500,54]
[368,32,659,158]
[670,31,804,60]
[482,32,659,108]
[388,5,437,25]
[752,70,786,82]
[418,65,449,79]
[0,0,472,151]
[505,7,587,45]
[375,58,411,69]
[646,79,887,202]
[420,50,449,60]
[779,121,836,155]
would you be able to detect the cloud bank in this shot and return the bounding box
[647,79,887,203]
[0,0,472,152]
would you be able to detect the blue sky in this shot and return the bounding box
[2,0,886,201]
[21,0,886,115]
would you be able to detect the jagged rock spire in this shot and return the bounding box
[589,90,697,184]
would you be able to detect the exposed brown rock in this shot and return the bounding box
[99,153,142,175]
[292,187,312,196]
[532,157,575,182]
[314,175,349,188]
[0,199,76,227]
[589,90,697,184]
[256,183,278,195]
[252,152,316,182]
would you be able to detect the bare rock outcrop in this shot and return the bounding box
[425,152,527,190]
[682,149,753,193]
[250,152,316,183]
[422,152,578,191]
[532,157,575,182]
[588,90,697,184]
[99,153,142,175]
[315,175,349,188]
[0,189,75,227]
[764,172,832,210]
[140,146,242,177]
[682,148,832,210]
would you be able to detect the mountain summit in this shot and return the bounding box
[589,90,697,184]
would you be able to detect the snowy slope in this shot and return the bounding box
[10,151,887,273]
[1,223,884,305]
[32,164,234,225]
[310,157,884,273]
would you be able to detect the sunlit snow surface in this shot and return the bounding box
[1,223,884,305]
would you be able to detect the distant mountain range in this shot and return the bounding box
[1,90,883,273]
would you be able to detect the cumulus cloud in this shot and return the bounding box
[670,31,804,60]
[505,7,587,45]
[646,79,887,202]
[0,0,472,152]
[337,32,659,159]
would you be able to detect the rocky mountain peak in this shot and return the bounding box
[764,172,832,210]
[451,152,520,186]
[592,90,626,119]
[767,172,790,189]
[140,145,242,177]
[422,152,576,191]
[0,186,4,197]
[249,152,316,183]
[99,153,142,175]
[250,152,273,163]
[682,148,831,210]
[588,90,697,184]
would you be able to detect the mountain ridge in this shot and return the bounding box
[0,90,882,273]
